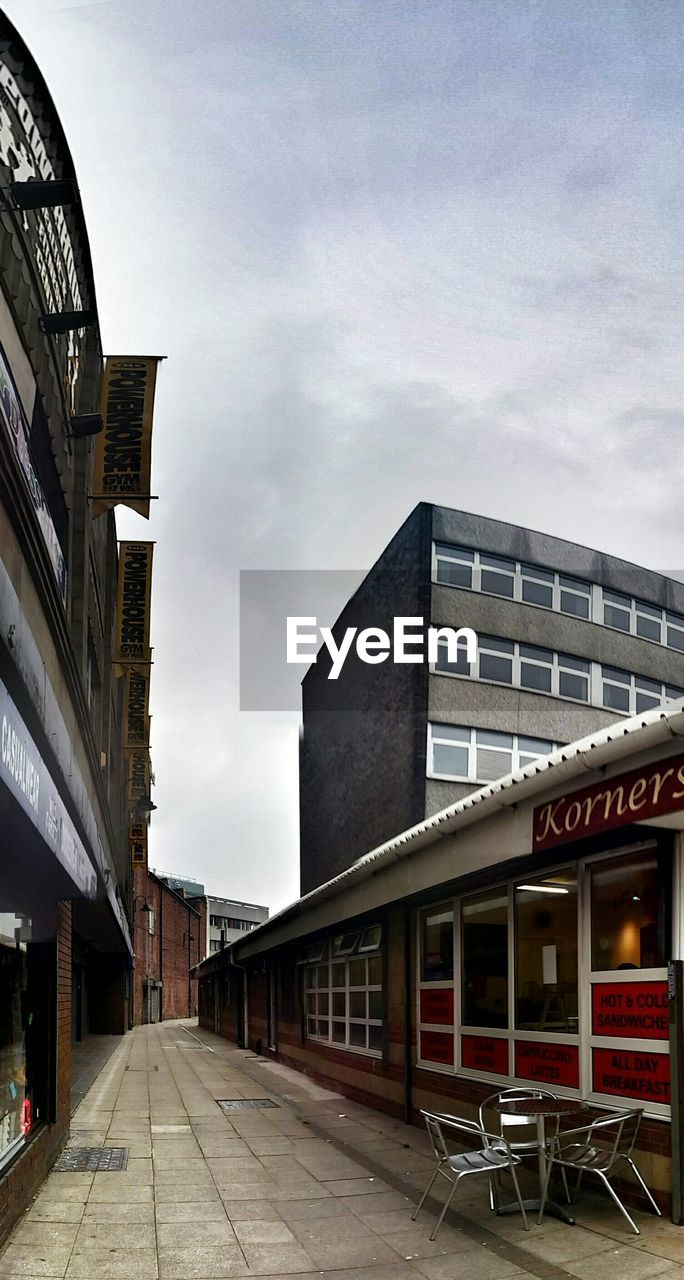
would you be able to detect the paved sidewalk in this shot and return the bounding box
[2,1019,683,1279]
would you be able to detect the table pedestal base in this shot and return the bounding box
[495,1198,576,1226]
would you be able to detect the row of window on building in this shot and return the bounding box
[209,915,257,932]
[434,543,684,651]
[435,633,684,717]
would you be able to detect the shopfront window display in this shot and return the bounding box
[0,913,32,1167]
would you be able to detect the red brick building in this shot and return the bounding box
[132,869,205,1025]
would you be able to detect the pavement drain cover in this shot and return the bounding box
[217,1099,279,1112]
[54,1147,129,1172]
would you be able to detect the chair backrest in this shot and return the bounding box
[420,1110,509,1162]
[480,1088,557,1133]
[561,1109,643,1169]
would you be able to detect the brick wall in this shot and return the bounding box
[132,868,202,1024]
[0,901,72,1249]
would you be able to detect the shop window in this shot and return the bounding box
[559,576,591,619]
[462,890,508,1028]
[1,913,39,1170]
[521,563,554,608]
[515,871,578,1034]
[420,904,454,981]
[590,851,667,971]
[434,544,474,588]
[480,553,515,598]
[303,938,383,1055]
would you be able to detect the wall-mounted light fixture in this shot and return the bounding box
[68,413,104,438]
[39,310,94,335]
[9,179,77,210]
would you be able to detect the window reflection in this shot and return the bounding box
[590,851,666,970]
[462,890,508,1027]
[420,905,454,981]
[515,872,578,1033]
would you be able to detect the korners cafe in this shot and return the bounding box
[195,698,684,1216]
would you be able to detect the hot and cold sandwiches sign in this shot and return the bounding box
[533,753,684,851]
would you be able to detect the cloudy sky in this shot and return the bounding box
[6,0,683,911]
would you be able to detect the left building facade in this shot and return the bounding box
[0,15,132,1244]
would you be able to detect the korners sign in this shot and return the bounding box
[533,754,684,852]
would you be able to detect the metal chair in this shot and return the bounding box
[412,1110,529,1239]
[537,1108,661,1234]
[479,1088,563,1209]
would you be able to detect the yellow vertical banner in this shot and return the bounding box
[123,667,151,749]
[92,356,161,518]
[114,542,153,676]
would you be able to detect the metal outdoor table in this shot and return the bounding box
[492,1097,589,1226]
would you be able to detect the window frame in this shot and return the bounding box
[427,723,560,784]
[303,939,383,1057]
[415,842,670,1119]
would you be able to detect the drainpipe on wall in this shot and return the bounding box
[403,906,413,1126]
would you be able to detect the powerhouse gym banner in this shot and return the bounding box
[114,541,153,676]
[92,356,162,518]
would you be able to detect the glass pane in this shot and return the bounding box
[306,994,315,1015]
[480,653,513,683]
[421,905,454,981]
[317,965,329,988]
[368,990,383,1019]
[317,1019,329,1038]
[481,554,515,571]
[481,569,515,597]
[636,618,661,641]
[349,991,366,1018]
[521,662,552,692]
[559,655,590,673]
[559,671,588,701]
[432,743,468,777]
[667,627,684,652]
[591,851,666,970]
[359,925,382,952]
[331,1021,346,1044]
[433,724,469,742]
[305,966,316,990]
[0,914,31,1162]
[478,730,513,748]
[435,544,474,562]
[306,1017,316,1036]
[604,682,630,712]
[436,643,470,675]
[332,992,345,1017]
[605,605,630,631]
[368,956,382,985]
[318,993,329,1016]
[519,736,554,754]
[476,747,512,782]
[331,962,345,987]
[368,1024,383,1052]
[462,890,508,1028]
[349,1022,366,1047]
[515,872,578,1033]
[436,561,472,588]
[560,575,591,593]
[480,637,515,653]
[636,693,660,713]
[522,580,553,607]
[348,958,365,987]
[560,590,590,618]
[521,563,554,582]
[605,590,631,606]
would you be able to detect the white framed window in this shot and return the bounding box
[427,724,559,784]
[434,635,680,716]
[304,932,383,1056]
[432,542,684,655]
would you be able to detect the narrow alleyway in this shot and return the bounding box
[1,1019,682,1278]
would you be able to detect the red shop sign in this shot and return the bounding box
[592,982,669,1041]
[592,1047,670,1104]
[462,1035,508,1076]
[420,988,454,1026]
[420,1030,454,1066]
[533,753,684,852]
[515,1040,579,1088]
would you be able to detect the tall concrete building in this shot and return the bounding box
[300,503,684,893]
